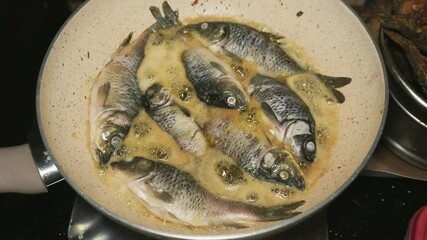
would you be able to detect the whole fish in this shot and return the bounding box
[182,48,249,110]
[111,157,305,227]
[249,74,316,163]
[205,118,305,189]
[144,83,207,156]
[90,33,146,165]
[181,21,351,103]
[89,3,179,165]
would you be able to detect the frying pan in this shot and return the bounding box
[0,0,387,239]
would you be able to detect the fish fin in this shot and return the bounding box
[279,200,305,211]
[222,222,248,229]
[149,6,169,28]
[145,182,175,203]
[332,89,345,103]
[316,75,351,103]
[177,104,192,118]
[162,1,179,26]
[96,82,111,107]
[110,33,133,59]
[265,133,273,146]
[265,32,284,43]
[119,32,133,47]
[260,102,281,125]
[150,2,179,29]
[317,74,352,89]
[212,46,243,64]
[210,61,228,76]
[259,200,305,221]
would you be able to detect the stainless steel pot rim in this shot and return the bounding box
[35,1,389,239]
[389,84,427,128]
[383,134,427,171]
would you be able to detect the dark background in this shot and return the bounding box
[0,0,426,239]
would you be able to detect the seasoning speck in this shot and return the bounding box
[297,11,304,17]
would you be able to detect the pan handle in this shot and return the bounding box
[0,124,63,193]
[0,144,45,193]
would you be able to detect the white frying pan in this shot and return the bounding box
[0,0,387,239]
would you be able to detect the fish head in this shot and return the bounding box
[292,134,316,162]
[181,22,228,44]
[260,149,305,190]
[285,120,316,162]
[91,111,131,165]
[207,82,248,110]
[144,83,172,108]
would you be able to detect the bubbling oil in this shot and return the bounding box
[101,17,339,226]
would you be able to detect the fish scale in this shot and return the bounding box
[205,118,305,189]
[112,157,304,226]
[184,21,351,103]
[182,48,249,110]
[223,23,304,75]
[89,30,153,165]
[249,74,316,163]
[213,121,268,171]
[144,83,207,156]
[250,75,313,123]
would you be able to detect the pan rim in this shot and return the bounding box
[35,0,389,239]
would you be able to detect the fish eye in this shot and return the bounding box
[305,141,316,152]
[201,22,209,30]
[278,171,289,181]
[111,135,123,148]
[226,96,237,107]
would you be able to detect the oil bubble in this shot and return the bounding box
[133,121,152,138]
[271,187,295,199]
[172,84,193,101]
[149,146,169,160]
[114,144,130,158]
[247,193,258,202]
[215,161,247,186]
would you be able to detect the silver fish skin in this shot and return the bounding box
[182,21,351,103]
[249,74,316,163]
[90,2,181,165]
[90,32,147,165]
[111,157,304,227]
[144,83,207,156]
[182,48,249,110]
[205,118,305,189]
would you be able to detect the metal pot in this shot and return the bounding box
[380,28,427,171]
[0,0,387,239]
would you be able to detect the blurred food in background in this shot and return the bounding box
[358,0,426,96]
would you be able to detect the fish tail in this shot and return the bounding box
[256,200,305,222]
[109,32,134,60]
[120,32,134,47]
[317,74,352,103]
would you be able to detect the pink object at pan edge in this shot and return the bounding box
[407,206,427,240]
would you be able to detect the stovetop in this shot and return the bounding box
[1,171,427,240]
[0,0,426,239]
[68,196,328,240]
